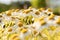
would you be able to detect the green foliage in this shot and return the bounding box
[0,2,21,13]
[0,4,11,12]
[53,7,60,15]
[31,0,46,8]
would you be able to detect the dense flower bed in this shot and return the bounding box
[0,7,60,40]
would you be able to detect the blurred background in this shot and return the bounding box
[0,0,60,15]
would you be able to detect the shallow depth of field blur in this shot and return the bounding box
[0,0,60,15]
